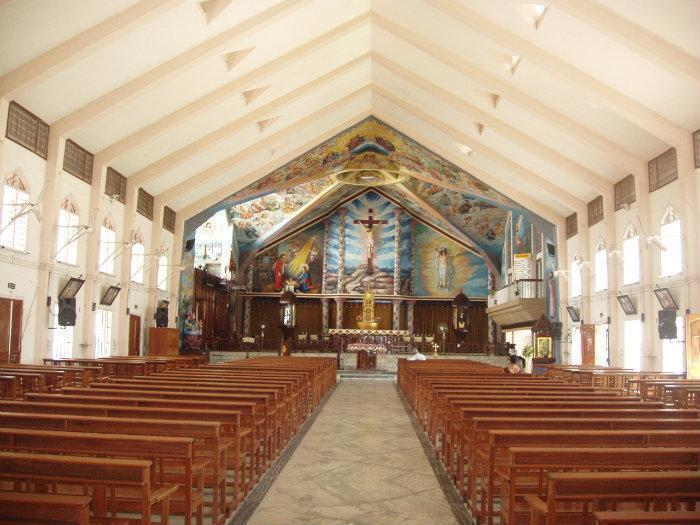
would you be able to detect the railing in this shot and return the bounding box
[488,279,544,307]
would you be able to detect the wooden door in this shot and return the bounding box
[0,298,22,363]
[581,323,596,366]
[128,315,141,356]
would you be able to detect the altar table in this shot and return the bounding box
[328,329,409,353]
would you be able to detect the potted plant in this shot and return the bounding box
[521,344,534,373]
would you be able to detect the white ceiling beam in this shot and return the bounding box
[178,109,373,220]
[129,53,369,187]
[431,0,691,147]
[549,0,700,84]
[160,85,371,204]
[96,11,370,164]
[373,52,614,196]
[372,85,585,212]
[0,0,185,99]
[51,0,309,136]
[372,12,645,175]
[372,110,564,225]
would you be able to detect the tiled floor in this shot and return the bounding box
[245,378,459,525]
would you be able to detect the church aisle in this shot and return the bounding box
[243,378,459,525]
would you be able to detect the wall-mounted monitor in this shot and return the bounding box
[566,306,580,323]
[100,285,120,306]
[617,294,637,315]
[654,287,678,310]
[58,277,85,299]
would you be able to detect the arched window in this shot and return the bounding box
[56,198,79,264]
[130,232,145,284]
[98,217,117,274]
[622,224,640,285]
[0,171,30,251]
[570,255,582,298]
[594,239,608,292]
[659,207,682,277]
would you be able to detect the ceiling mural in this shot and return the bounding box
[190,115,554,277]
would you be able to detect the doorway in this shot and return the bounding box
[0,297,22,363]
[128,314,141,356]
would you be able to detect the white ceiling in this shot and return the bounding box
[1,0,698,223]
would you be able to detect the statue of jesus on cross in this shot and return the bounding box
[354,209,387,275]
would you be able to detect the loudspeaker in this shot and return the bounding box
[155,307,169,328]
[184,239,195,252]
[546,243,556,257]
[551,322,563,340]
[658,310,677,340]
[58,298,77,326]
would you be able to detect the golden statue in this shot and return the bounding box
[357,286,379,330]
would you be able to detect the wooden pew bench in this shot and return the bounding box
[524,471,700,525]
[0,427,205,525]
[0,451,177,525]
[500,447,700,525]
[593,511,700,524]
[0,492,128,525]
[0,374,18,399]
[472,430,700,524]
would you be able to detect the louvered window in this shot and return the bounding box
[648,148,677,192]
[587,196,603,226]
[614,175,635,210]
[566,213,577,239]
[693,129,699,169]
[163,206,175,233]
[105,168,127,204]
[137,188,154,220]
[6,101,49,158]
[63,139,93,184]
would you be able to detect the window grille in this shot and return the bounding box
[614,175,635,210]
[137,188,154,220]
[648,148,677,192]
[6,101,49,158]
[565,213,577,239]
[587,196,603,226]
[105,168,127,204]
[63,139,94,184]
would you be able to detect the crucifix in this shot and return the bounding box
[354,209,387,274]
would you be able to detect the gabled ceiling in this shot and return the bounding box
[2,0,699,231]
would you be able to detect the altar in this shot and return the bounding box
[328,328,410,354]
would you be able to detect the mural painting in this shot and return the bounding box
[512,212,532,255]
[412,223,488,297]
[252,222,324,293]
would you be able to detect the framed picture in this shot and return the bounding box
[617,294,637,315]
[100,285,120,306]
[654,287,678,310]
[536,336,552,358]
[566,306,580,323]
[59,277,85,299]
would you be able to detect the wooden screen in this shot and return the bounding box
[194,268,232,347]
[105,167,127,204]
[63,139,94,183]
[614,174,635,210]
[565,213,577,239]
[648,147,678,192]
[137,188,154,220]
[413,301,487,348]
[6,101,49,158]
[587,196,603,226]
[163,206,176,233]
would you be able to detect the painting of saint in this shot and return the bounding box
[273,253,288,291]
[297,264,314,292]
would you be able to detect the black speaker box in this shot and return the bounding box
[551,321,563,340]
[184,239,195,252]
[155,307,169,328]
[546,243,556,257]
[58,298,77,326]
[658,309,677,340]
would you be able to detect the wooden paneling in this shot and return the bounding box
[581,323,595,366]
[128,315,141,356]
[295,299,323,335]
[148,327,179,356]
[249,297,283,350]
[414,301,487,346]
[0,298,22,364]
[194,269,232,346]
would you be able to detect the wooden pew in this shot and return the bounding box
[473,430,700,524]
[0,492,117,525]
[0,451,177,525]
[0,374,18,399]
[0,410,234,524]
[498,447,700,525]
[524,471,700,525]
[0,427,205,525]
[593,511,700,524]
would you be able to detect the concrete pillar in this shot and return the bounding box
[321,298,330,334]
[392,299,402,331]
[33,134,67,360]
[145,199,166,339]
[334,297,345,329]
[321,218,330,295]
[337,208,346,293]
[80,162,109,358]
[116,180,140,353]
[243,297,252,336]
[406,300,416,333]
[393,208,402,295]
[169,217,185,328]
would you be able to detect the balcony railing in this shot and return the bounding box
[488,279,544,307]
